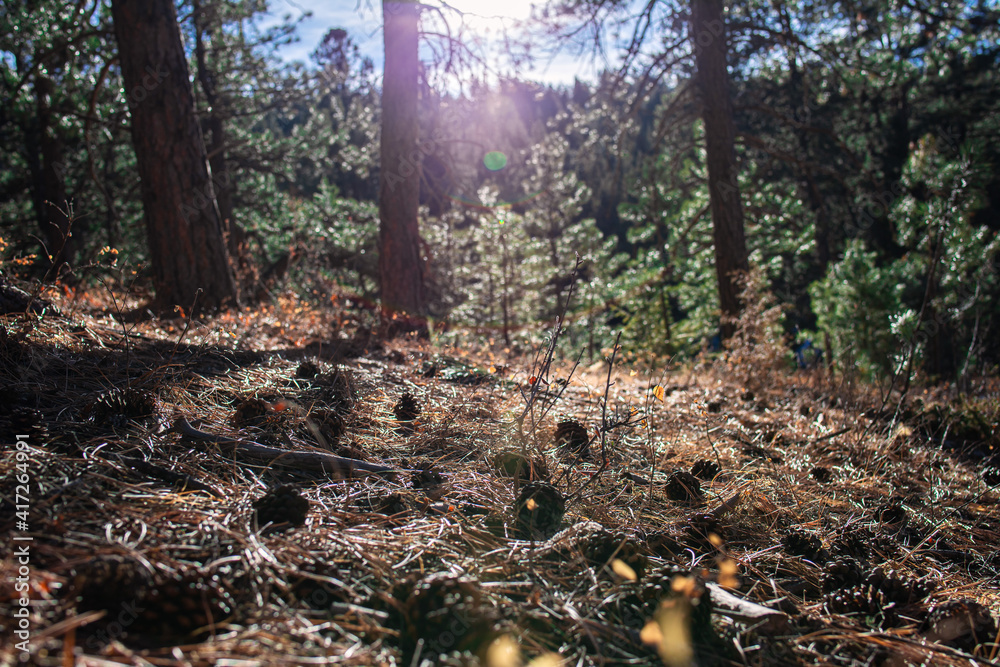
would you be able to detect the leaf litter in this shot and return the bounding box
[1,285,999,666]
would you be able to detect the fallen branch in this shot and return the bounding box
[172,417,407,477]
[711,490,742,519]
[706,582,789,634]
[101,451,224,497]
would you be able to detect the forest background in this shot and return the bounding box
[1,0,999,388]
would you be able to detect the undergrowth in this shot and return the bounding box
[1,274,999,667]
[720,266,790,396]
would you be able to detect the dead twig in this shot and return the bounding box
[172,417,409,477]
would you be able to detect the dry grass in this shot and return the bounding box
[1,282,999,667]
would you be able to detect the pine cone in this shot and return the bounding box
[690,459,721,481]
[825,568,933,629]
[308,408,345,442]
[822,557,864,592]
[400,572,498,665]
[295,360,320,379]
[554,419,590,460]
[665,470,703,502]
[782,529,824,561]
[71,555,154,613]
[313,369,357,412]
[581,530,648,579]
[514,481,565,539]
[88,388,158,428]
[136,571,233,638]
[394,392,421,422]
[922,599,997,651]
[494,451,548,481]
[7,407,48,443]
[831,525,873,561]
[810,466,832,483]
[875,499,908,526]
[826,585,900,627]
[232,396,274,429]
[865,567,934,605]
[71,558,232,642]
[684,512,725,547]
[253,485,309,528]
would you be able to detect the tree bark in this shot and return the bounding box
[379,0,426,332]
[30,71,80,279]
[690,0,750,338]
[110,0,238,313]
[192,0,257,300]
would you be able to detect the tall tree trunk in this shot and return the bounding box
[690,0,749,339]
[110,0,238,313]
[803,169,831,269]
[867,89,909,259]
[192,0,257,300]
[379,0,426,332]
[31,72,79,279]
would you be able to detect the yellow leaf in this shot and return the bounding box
[611,558,637,581]
[653,385,666,402]
[485,635,519,667]
[641,619,663,646]
[654,598,695,667]
[671,575,697,596]
[718,557,740,590]
[526,654,564,667]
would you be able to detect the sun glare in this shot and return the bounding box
[443,0,536,34]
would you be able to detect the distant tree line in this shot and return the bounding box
[1,0,997,384]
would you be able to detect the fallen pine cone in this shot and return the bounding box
[515,481,565,539]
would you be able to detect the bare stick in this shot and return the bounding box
[173,417,409,477]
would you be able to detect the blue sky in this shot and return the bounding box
[260,0,602,85]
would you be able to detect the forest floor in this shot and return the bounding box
[2,281,1000,667]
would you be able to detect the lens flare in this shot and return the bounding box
[483,151,508,170]
[443,152,547,209]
